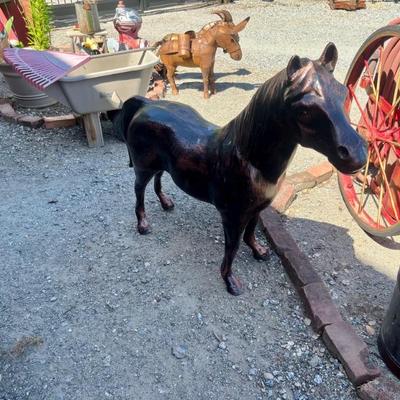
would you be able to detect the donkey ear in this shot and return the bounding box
[287,55,302,79]
[230,17,250,33]
[319,42,338,73]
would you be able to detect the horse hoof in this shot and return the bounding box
[137,221,151,235]
[161,200,174,211]
[226,276,244,296]
[160,196,174,211]
[252,246,269,261]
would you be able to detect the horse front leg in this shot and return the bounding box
[243,214,269,260]
[166,65,178,95]
[200,66,211,99]
[220,216,246,295]
[209,64,216,95]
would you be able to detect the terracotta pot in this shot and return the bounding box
[378,268,400,379]
[0,62,57,108]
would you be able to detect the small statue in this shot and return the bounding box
[155,10,250,98]
[112,1,148,50]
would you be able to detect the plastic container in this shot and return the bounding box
[0,62,57,108]
[44,48,158,114]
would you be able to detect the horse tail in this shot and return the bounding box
[108,96,148,166]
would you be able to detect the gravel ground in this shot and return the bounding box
[1,1,400,399]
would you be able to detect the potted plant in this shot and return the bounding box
[0,0,56,108]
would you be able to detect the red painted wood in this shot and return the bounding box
[0,0,29,45]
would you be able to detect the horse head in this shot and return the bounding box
[210,10,250,61]
[284,43,367,174]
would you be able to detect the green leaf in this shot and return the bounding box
[4,17,14,36]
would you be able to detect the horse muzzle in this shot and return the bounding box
[329,136,368,175]
[229,49,242,61]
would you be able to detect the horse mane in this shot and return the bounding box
[198,20,230,34]
[223,58,314,160]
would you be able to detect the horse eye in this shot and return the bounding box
[298,109,313,123]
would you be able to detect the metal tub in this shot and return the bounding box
[44,48,159,114]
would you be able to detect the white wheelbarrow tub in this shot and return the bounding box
[44,48,159,115]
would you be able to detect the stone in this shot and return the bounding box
[18,115,44,128]
[365,325,375,336]
[218,341,227,350]
[309,355,321,368]
[322,321,380,386]
[172,344,188,359]
[0,103,18,122]
[260,207,322,289]
[300,282,343,332]
[306,161,334,184]
[43,114,76,129]
[270,182,296,213]
[357,377,400,400]
[313,374,322,385]
[263,372,274,380]
[286,171,317,192]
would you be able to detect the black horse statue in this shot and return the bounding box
[113,43,367,296]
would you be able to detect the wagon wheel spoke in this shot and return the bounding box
[348,84,374,133]
[377,158,387,226]
[358,148,371,213]
[372,141,399,220]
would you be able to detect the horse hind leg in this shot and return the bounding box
[243,214,269,260]
[166,64,178,95]
[154,171,174,211]
[134,168,156,234]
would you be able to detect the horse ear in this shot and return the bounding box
[319,42,338,73]
[230,17,250,33]
[287,55,302,79]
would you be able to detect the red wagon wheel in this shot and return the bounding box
[338,22,400,237]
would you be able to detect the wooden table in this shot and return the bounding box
[66,29,108,54]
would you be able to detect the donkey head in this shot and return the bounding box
[212,10,250,61]
[284,43,367,174]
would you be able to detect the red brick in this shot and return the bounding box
[0,102,18,122]
[306,161,334,184]
[43,114,76,129]
[271,182,296,213]
[322,321,380,386]
[18,115,44,128]
[358,377,400,400]
[300,282,343,332]
[286,171,317,192]
[145,90,160,101]
[259,207,322,288]
[153,80,166,97]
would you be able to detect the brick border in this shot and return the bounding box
[271,161,334,213]
[0,101,77,129]
[259,207,383,392]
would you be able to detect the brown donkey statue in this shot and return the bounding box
[112,43,367,295]
[156,10,250,98]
